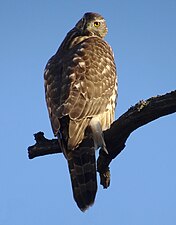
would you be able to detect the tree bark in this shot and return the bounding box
[28,90,176,188]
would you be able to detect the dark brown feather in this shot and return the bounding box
[66,128,97,211]
[44,12,117,211]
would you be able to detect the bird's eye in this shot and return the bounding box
[94,21,100,27]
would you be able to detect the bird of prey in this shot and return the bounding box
[44,12,117,211]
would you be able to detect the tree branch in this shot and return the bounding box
[28,90,176,188]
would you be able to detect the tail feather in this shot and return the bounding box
[67,138,97,211]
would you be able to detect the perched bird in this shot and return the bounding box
[44,12,117,211]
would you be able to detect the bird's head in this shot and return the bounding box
[75,12,108,38]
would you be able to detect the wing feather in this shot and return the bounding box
[44,36,117,149]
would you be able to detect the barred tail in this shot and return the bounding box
[67,137,97,212]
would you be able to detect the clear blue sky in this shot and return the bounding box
[0,0,176,224]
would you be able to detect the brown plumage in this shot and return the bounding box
[44,12,117,211]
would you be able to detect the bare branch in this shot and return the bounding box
[28,132,61,159]
[28,90,176,187]
[97,90,176,186]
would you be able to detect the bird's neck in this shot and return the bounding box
[56,28,89,56]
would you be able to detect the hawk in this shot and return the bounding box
[44,12,117,211]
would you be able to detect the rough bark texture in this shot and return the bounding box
[28,90,176,188]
